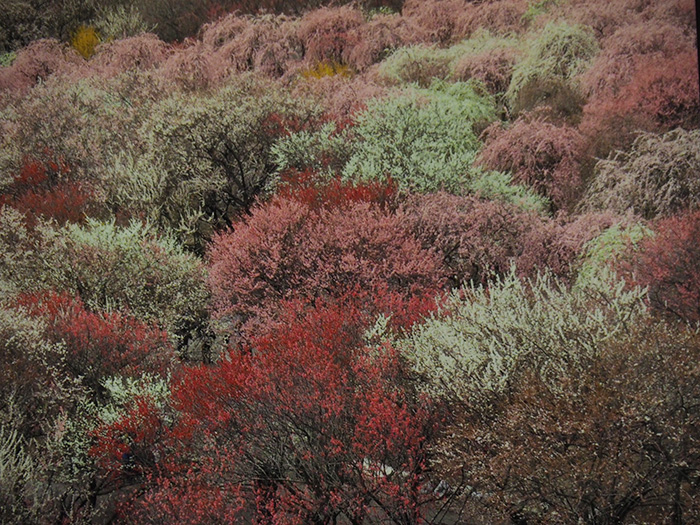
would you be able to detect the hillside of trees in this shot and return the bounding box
[1,0,699,523]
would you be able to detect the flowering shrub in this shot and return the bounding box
[456,0,529,37]
[580,129,700,219]
[517,211,618,280]
[343,81,496,193]
[477,114,585,209]
[614,51,700,131]
[133,0,217,42]
[92,4,153,40]
[0,425,41,523]
[208,197,445,339]
[342,11,405,70]
[0,155,94,227]
[378,44,454,87]
[454,321,700,523]
[0,38,82,93]
[0,305,78,523]
[581,21,693,100]
[139,77,318,249]
[506,21,598,116]
[467,168,550,212]
[403,267,647,401]
[157,41,221,91]
[561,0,695,38]
[93,291,440,523]
[298,5,364,64]
[292,71,388,121]
[18,291,174,393]
[91,34,171,77]
[580,51,700,156]
[0,206,39,298]
[38,219,208,342]
[202,13,303,79]
[2,2,699,523]
[0,303,73,438]
[401,0,467,44]
[276,169,397,211]
[557,0,644,37]
[450,31,521,94]
[625,210,700,323]
[272,121,354,175]
[0,75,166,190]
[401,192,537,286]
[575,220,652,287]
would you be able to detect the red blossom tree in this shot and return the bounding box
[297,5,365,65]
[207,197,445,341]
[477,114,586,210]
[92,291,441,524]
[17,291,175,393]
[581,50,700,157]
[624,210,700,323]
[400,192,537,286]
[276,169,397,211]
[517,211,618,281]
[0,155,94,227]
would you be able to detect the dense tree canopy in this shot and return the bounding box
[1,0,698,522]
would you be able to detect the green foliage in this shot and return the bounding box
[343,80,497,193]
[0,424,39,524]
[53,374,170,481]
[575,221,652,287]
[93,4,154,40]
[403,268,647,401]
[468,168,550,213]
[378,44,456,87]
[0,52,17,67]
[139,76,318,250]
[272,121,353,176]
[522,0,560,23]
[38,218,208,340]
[506,21,598,114]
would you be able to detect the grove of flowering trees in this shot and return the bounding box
[1,0,699,523]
